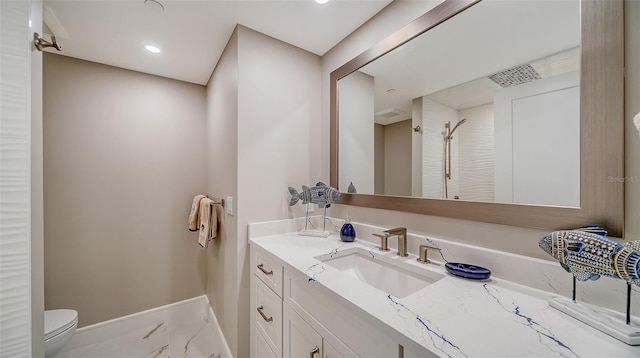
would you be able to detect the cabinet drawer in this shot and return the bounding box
[255,276,283,356]
[256,330,279,358]
[285,271,397,357]
[283,304,323,358]
[254,249,284,297]
[324,340,345,358]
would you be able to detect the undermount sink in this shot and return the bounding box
[316,247,444,298]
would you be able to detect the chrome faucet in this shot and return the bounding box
[384,227,408,257]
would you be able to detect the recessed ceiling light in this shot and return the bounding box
[315,0,329,4]
[145,45,161,53]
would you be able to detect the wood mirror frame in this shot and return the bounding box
[330,0,624,236]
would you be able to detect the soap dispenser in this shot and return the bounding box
[340,214,356,242]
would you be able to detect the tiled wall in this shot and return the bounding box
[421,98,496,201]
[421,97,457,199]
[458,103,495,202]
[0,1,33,355]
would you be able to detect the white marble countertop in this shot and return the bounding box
[249,232,640,358]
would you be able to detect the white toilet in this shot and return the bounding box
[44,309,78,357]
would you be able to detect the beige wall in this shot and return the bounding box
[205,28,239,357]
[374,124,385,194]
[237,25,321,227]
[338,71,375,193]
[43,54,208,327]
[375,119,413,196]
[411,97,423,197]
[384,119,412,196]
[236,25,321,357]
[323,1,638,259]
[205,25,321,358]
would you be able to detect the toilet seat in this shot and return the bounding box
[45,309,78,341]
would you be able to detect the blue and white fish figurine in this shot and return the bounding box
[288,182,342,209]
[539,225,640,285]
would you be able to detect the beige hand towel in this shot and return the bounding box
[198,197,217,248]
[188,195,206,231]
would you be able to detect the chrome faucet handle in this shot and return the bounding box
[372,233,390,251]
[417,244,440,263]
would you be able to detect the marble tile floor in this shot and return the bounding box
[55,316,224,358]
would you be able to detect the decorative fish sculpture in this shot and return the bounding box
[539,225,640,286]
[288,182,341,208]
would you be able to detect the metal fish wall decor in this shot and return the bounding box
[288,182,342,209]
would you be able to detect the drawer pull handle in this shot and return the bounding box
[310,346,319,358]
[257,306,273,322]
[257,264,273,276]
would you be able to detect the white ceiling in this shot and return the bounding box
[356,0,580,122]
[427,47,579,111]
[42,0,392,85]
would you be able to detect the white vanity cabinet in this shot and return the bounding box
[255,330,279,358]
[284,270,398,358]
[251,249,284,358]
[283,304,323,358]
[284,303,353,358]
[250,246,403,358]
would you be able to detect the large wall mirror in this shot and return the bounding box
[330,0,624,236]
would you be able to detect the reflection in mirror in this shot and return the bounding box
[338,0,580,207]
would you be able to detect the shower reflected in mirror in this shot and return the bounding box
[443,118,466,199]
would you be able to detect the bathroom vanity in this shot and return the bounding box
[249,218,640,358]
[251,240,401,358]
